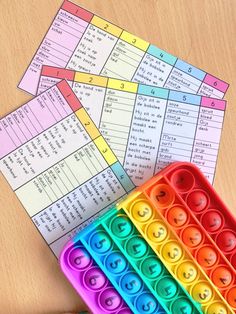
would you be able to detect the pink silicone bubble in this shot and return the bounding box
[99,288,122,311]
[170,169,195,193]
[83,267,107,291]
[117,309,132,314]
[68,246,92,270]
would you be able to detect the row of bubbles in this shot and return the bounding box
[107,213,201,314]
[169,167,236,261]
[88,227,165,314]
[64,244,131,313]
[119,195,232,313]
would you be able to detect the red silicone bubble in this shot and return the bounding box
[196,246,218,268]
[201,210,224,233]
[186,190,209,212]
[211,265,233,288]
[216,230,236,253]
[182,226,203,248]
[170,169,195,193]
[226,286,236,309]
[167,206,188,228]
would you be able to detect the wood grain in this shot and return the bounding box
[0,1,236,313]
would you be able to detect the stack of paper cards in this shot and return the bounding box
[0,0,229,256]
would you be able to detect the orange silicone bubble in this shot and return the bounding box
[161,241,183,264]
[166,205,189,228]
[201,210,224,233]
[216,230,236,253]
[206,302,228,314]
[226,286,236,308]
[191,281,213,304]
[196,246,218,268]
[146,220,168,243]
[150,183,175,208]
[170,169,195,193]
[176,261,198,284]
[211,266,233,288]
[186,189,209,212]
[181,226,203,248]
[130,200,153,223]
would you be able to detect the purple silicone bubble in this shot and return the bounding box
[83,267,107,291]
[117,309,133,314]
[99,287,122,312]
[68,246,92,270]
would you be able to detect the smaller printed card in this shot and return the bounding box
[0,80,134,256]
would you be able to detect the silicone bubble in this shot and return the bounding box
[181,225,203,248]
[156,276,178,299]
[196,246,218,268]
[135,293,158,314]
[126,236,148,259]
[176,261,198,284]
[211,265,233,288]
[150,184,175,208]
[90,230,112,254]
[83,267,107,291]
[187,190,209,212]
[110,215,133,239]
[226,286,236,308]
[131,200,153,223]
[99,287,122,311]
[105,251,127,274]
[201,210,224,233]
[167,205,188,228]
[117,309,132,314]
[170,169,195,193]
[140,256,163,280]
[170,297,193,314]
[120,272,142,295]
[146,220,168,243]
[206,302,228,314]
[216,230,236,253]
[191,282,213,304]
[161,241,183,263]
[67,246,92,270]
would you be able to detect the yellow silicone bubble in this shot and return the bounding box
[191,282,213,304]
[146,220,168,243]
[131,200,153,223]
[176,261,198,284]
[161,241,183,264]
[206,302,227,314]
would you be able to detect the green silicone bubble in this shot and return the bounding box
[141,256,163,280]
[171,297,193,314]
[156,276,178,299]
[110,215,133,238]
[126,236,148,259]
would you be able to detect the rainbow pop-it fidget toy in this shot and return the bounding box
[60,162,236,314]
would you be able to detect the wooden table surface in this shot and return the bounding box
[0,0,236,313]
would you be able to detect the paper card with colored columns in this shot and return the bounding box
[0,80,134,256]
[18,0,228,98]
[38,66,227,186]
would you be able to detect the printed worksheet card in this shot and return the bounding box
[18,0,228,98]
[38,66,226,185]
[0,80,134,256]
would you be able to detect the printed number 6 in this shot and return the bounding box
[132,38,137,44]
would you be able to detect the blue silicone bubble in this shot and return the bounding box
[105,251,128,274]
